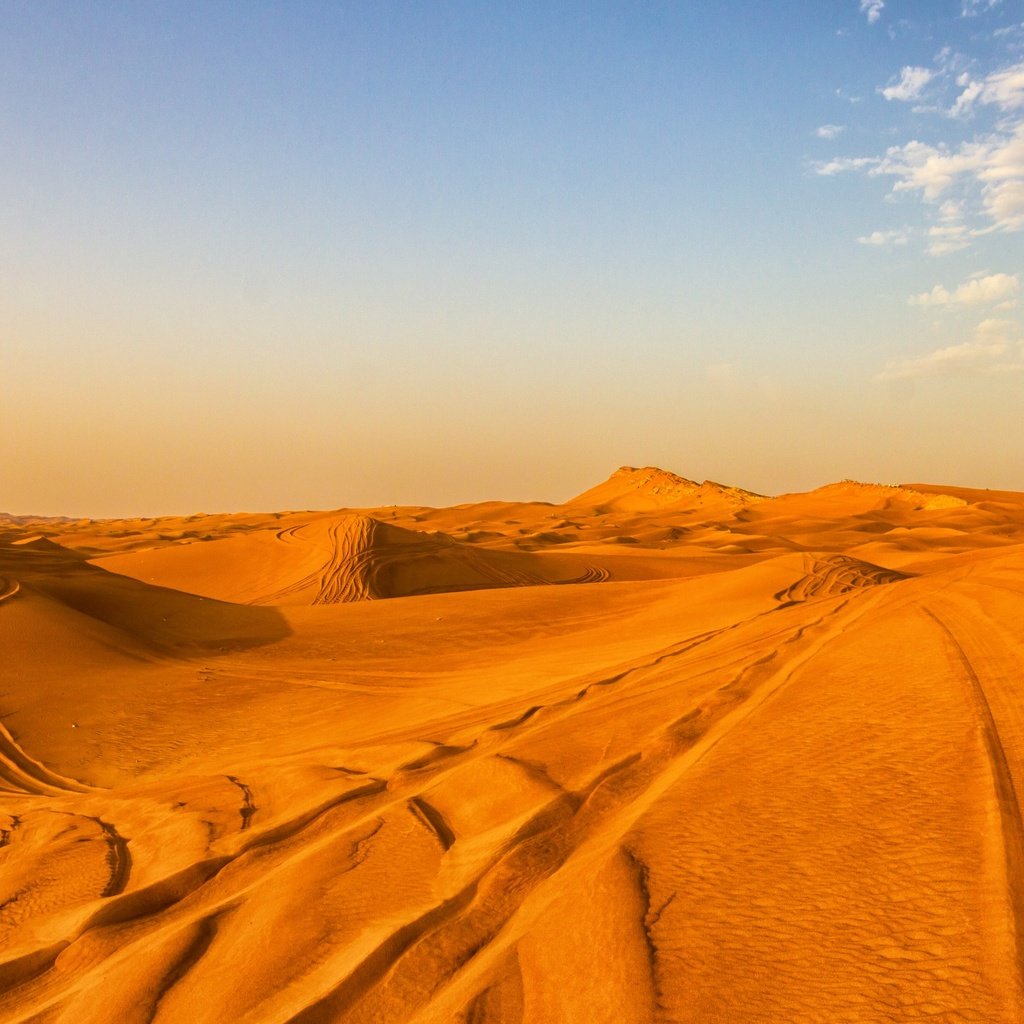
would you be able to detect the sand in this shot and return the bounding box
[2,465,1024,1022]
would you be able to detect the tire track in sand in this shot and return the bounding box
[0,722,94,796]
[278,593,886,1024]
[922,603,1024,1006]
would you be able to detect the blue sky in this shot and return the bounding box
[2,1,1022,515]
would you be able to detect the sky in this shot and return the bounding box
[2,0,1023,516]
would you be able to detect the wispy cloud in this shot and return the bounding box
[819,122,1024,236]
[860,0,885,25]
[993,23,1024,40]
[815,124,845,139]
[961,0,1003,16]
[881,66,935,102]
[910,272,1019,307]
[871,138,986,200]
[951,60,1024,116]
[927,223,972,255]
[857,228,910,245]
[877,318,1024,379]
[890,124,1024,231]
[820,19,1024,257]
[814,155,879,176]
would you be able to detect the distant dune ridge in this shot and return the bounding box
[2,466,1024,1022]
[567,464,766,512]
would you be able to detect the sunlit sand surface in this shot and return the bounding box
[3,466,1024,1022]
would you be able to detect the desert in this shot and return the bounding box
[6,2,1024,1020]
[2,465,1024,1022]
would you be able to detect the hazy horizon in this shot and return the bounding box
[4,1,1023,517]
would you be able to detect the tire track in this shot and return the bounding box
[276,593,884,1023]
[556,565,611,585]
[225,775,256,831]
[922,604,1024,1004]
[0,722,95,796]
[393,588,891,1024]
[774,554,910,605]
[94,818,132,898]
[0,587,885,1022]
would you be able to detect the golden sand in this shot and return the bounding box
[2,466,1024,1022]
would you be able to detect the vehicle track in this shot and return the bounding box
[774,554,909,605]
[923,601,1024,1004]
[0,723,94,797]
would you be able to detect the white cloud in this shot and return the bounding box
[993,23,1024,39]
[819,41,1024,258]
[817,122,1024,236]
[978,63,1024,112]
[877,318,1024,379]
[857,228,910,245]
[949,79,984,117]
[938,199,964,221]
[814,155,879,176]
[815,124,845,139]
[978,123,1024,229]
[910,272,1019,307]
[871,138,987,200]
[870,126,1024,232]
[962,0,1003,15]
[983,178,1024,229]
[882,66,934,102]
[860,0,885,24]
[927,223,972,255]
[952,61,1024,116]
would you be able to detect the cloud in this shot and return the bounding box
[818,120,1023,242]
[978,123,1024,229]
[815,124,845,139]
[877,318,1024,379]
[818,40,1024,259]
[874,125,1024,230]
[961,0,1003,14]
[927,224,972,255]
[860,0,884,24]
[952,61,1024,115]
[817,121,1024,236]
[857,228,910,245]
[950,79,984,117]
[814,156,879,176]
[872,138,987,200]
[881,66,934,102]
[910,272,1019,307]
[984,178,1024,229]
[979,63,1024,112]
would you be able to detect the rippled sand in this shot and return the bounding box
[2,467,1024,1022]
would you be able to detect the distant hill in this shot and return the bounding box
[566,466,766,512]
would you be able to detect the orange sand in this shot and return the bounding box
[2,465,1024,1021]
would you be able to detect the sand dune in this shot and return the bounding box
[91,513,615,606]
[2,468,1024,1021]
[567,465,765,513]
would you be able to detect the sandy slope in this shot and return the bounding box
[2,468,1024,1022]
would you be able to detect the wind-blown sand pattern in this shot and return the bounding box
[3,466,1024,1022]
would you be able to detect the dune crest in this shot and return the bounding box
[567,465,765,512]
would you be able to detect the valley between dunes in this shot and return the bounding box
[3,465,1024,1023]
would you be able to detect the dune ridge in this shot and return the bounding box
[2,467,1024,1021]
